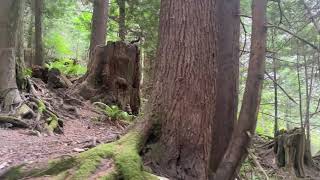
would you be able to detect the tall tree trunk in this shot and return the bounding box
[151,0,217,179]
[213,0,268,179]
[117,0,126,41]
[88,0,108,68]
[0,0,24,111]
[303,53,314,166]
[34,0,44,66]
[209,0,240,173]
[16,0,27,90]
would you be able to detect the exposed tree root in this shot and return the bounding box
[0,115,29,128]
[0,117,156,180]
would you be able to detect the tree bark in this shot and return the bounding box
[0,0,24,111]
[151,0,217,179]
[117,0,126,41]
[75,42,141,115]
[209,0,240,173]
[34,0,44,66]
[303,53,314,167]
[16,0,27,90]
[88,0,109,68]
[213,0,268,179]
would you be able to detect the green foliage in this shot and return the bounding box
[44,32,72,58]
[93,102,135,122]
[22,68,33,78]
[45,58,87,76]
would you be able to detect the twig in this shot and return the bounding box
[247,149,270,180]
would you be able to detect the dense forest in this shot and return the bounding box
[0,0,320,179]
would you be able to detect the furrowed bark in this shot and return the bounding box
[151,0,217,179]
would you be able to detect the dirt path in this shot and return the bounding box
[0,117,122,174]
[0,78,125,175]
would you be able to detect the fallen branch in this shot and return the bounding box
[248,149,269,180]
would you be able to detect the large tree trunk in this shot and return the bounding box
[0,0,24,111]
[88,0,109,67]
[75,41,141,115]
[34,0,44,66]
[210,0,240,173]
[150,0,217,179]
[213,0,268,179]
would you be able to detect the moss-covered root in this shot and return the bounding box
[0,132,157,180]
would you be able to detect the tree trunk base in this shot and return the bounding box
[0,48,23,111]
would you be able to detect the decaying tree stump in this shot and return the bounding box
[74,41,141,115]
[275,128,306,177]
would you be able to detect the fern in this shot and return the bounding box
[46,58,87,76]
[93,102,135,122]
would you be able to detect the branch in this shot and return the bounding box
[264,71,298,104]
[266,25,319,51]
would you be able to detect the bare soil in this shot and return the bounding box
[0,78,124,175]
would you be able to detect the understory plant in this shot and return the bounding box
[93,102,135,122]
[45,58,87,76]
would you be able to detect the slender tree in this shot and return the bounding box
[117,0,126,41]
[214,0,268,179]
[88,0,109,68]
[150,0,217,179]
[34,0,44,66]
[210,0,240,173]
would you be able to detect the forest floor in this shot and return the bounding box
[241,135,320,179]
[0,77,320,179]
[0,78,125,176]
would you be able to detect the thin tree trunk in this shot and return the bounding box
[303,53,314,166]
[88,0,108,67]
[27,0,34,49]
[213,0,268,179]
[34,0,44,66]
[296,46,304,128]
[151,0,217,179]
[117,0,126,41]
[273,52,278,136]
[16,0,27,89]
[210,0,240,173]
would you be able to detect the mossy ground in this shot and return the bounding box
[1,132,157,180]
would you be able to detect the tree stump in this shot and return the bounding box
[275,128,305,177]
[74,41,141,115]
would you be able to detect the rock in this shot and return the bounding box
[73,148,86,152]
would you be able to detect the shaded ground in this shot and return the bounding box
[241,135,320,180]
[0,78,125,176]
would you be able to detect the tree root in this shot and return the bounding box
[0,131,157,180]
[0,115,29,128]
[29,96,63,134]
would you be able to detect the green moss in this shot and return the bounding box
[38,157,77,176]
[0,165,23,180]
[2,131,152,180]
[100,170,118,180]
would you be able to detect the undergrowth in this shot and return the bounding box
[45,58,87,76]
